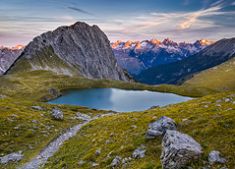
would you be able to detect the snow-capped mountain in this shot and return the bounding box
[0,45,24,75]
[111,39,214,75]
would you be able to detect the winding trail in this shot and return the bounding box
[19,113,115,169]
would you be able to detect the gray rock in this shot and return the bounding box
[132,146,146,159]
[76,112,91,121]
[95,149,101,156]
[78,160,86,166]
[208,150,226,164]
[161,130,202,169]
[48,88,61,99]
[0,152,23,164]
[0,95,6,99]
[31,106,44,111]
[91,162,99,167]
[146,116,176,139]
[111,156,122,168]
[122,157,132,164]
[51,108,63,120]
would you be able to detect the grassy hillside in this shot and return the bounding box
[184,58,235,92]
[44,91,235,169]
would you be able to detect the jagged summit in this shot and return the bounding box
[6,22,130,81]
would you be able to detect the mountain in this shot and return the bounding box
[136,38,235,84]
[0,45,23,75]
[6,22,130,81]
[112,39,213,75]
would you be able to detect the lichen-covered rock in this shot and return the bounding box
[111,156,122,168]
[146,116,176,139]
[0,152,23,164]
[132,145,146,159]
[76,112,91,121]
[161,130,202,169]
[208,150,226,164]
[51,108,63,120]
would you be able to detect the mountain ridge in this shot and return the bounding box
[136,37,235,85]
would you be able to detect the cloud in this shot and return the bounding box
[67,7,93,16]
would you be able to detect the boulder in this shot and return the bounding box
[0,152,23,164]
[161,130,202,169]
[132,145,146,159]
[146,116,176,139]
[208,150,226,164]
[76,112,91,121]
[51,108,63,120]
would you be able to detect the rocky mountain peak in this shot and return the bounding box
[6,22,131,81]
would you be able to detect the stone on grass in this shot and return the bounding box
[95,149,101,156]
[31,106,44,111]
[76,112,91,121]
[51,108,63,120]
[146,116,176,139]
[132,145,146,159]
[111,156,122,168]
[208,150,226,164]
[161,130,202,169]
[0,152,23,164]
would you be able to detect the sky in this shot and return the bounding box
[0,0,235,47]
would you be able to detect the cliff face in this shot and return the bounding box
[7,22,130,81]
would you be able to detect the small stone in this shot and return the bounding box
[78,160,86,166]
[31,106,44,111]
[32,120,38,123]
[131,125,137,129]
[51,108,63,120]
[146,116,176,139]
[95,149,101,156]
[0,152,23,164]
[224,98,231,102]
[204,105,209,108]
[111,156,122,168]
[132,146,146,159]
[91,162,99,167]
[122,157,132,164]
[208,150,226,164]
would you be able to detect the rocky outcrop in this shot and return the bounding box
[161,130,202,169]
[7,22,130,81]
[146,116,176,139]
[0,152,23,164]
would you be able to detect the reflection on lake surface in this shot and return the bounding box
[48,88,192,112]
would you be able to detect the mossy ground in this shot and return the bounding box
[44,92,235,169]
[0,70,235,169]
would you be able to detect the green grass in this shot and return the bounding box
[44,92,235,169]
[184,58,235,92]
[0,68,235,169]
[0,98,106,169]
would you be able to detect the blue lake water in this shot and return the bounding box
[48,88,192,112]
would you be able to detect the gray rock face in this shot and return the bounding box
[0,47,22,75]
[7,22,130,81]
[161,130,202,169]
[146,116,176,139]
[0,152,23,164]
[51,108,63,120]
[132,146,146,159]
[208,150,226,164]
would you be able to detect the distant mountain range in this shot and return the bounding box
[111,39,214,75]
[136,38,235,84]
[0,45,23,75]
